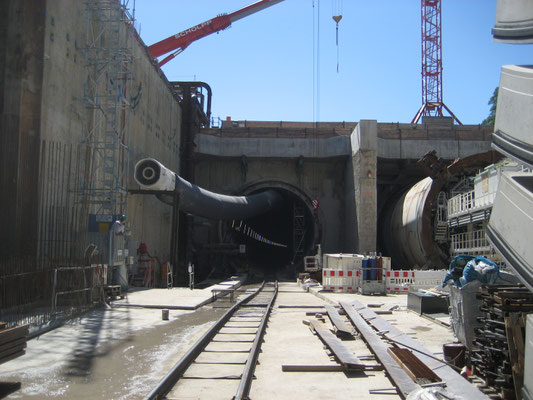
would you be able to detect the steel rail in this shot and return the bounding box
[234,281,278,400]
[145,281,266,400]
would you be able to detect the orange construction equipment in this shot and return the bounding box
[148,0,284,66]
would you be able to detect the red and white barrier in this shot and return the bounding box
[321,255,445,294]
[385,270,415,292]
[385,270,447,293]
[322,268,360,292]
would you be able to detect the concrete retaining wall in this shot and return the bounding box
[0,0,183,261]
[0,1,46,256]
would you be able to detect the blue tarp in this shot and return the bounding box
[443,255,499,288]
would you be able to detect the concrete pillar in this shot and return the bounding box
[345,120,377,253]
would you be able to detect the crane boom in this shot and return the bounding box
[148,0,284,66]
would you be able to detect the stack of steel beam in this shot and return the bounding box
[470,285,533,399]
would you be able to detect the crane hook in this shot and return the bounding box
[332,15,342,45]
[332,15,342,72]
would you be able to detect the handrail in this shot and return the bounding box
[450,229,489,254]
[447,189,496,218]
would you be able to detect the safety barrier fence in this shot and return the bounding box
[0,257,104,330]
[447,190,496,219]
[450,229,490,255]
[385,270,447,292]
[322,267,447,294]
[322,269,360,292]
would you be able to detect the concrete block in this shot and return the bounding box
[351,120,377,154]
[195,134,350,158]
[493,0,533,43]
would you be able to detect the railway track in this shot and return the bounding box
[146,281,278,400]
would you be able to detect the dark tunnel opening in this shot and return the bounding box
[227,188,316,277]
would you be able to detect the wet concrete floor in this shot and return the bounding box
[0,284,250,399]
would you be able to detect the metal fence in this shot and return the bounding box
[0,257,104,330]
[450,229,490,256]
[38,141,90,264]
[0,139,107,330]
[447,189,497,218]
[0,257,54,328]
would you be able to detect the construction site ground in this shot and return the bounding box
[0,279,456,399]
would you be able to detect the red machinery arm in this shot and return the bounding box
[148,0,284,67]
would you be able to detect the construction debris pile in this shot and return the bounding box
[290,299,488,400]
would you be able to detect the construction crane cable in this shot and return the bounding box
[332,0,343,73]
[311,0,320,198]
[312,0,316,123]
[316,0,320,122]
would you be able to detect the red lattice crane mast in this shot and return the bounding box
[412,0,461,125]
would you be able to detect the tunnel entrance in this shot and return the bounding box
[227,183,317,277]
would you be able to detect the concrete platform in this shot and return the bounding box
[112,276,245,310]
[0,279,247,399]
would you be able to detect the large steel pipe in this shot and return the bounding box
[386,177,441,269]
[134,158,281,220]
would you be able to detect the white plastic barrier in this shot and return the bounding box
[322,268,360,292]
[385,270,447,293]
[410,270,448,292]
[322,254,362,292]
[385,270,415,292]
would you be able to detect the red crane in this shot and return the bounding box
[148,0,284,67]
[412,0,461,125]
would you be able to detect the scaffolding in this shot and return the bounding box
[80,0,134,218]
[79,0,135,263]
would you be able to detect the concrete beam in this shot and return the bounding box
[197,125,492,161]
[195,134,351,159]
[378,138,493,160]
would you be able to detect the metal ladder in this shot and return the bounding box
[434,192,448,243]
[293,204,306,258]
[167,264,173,289]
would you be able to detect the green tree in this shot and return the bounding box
[482,87,499,125]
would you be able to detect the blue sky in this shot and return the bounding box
[134,1,531,125]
